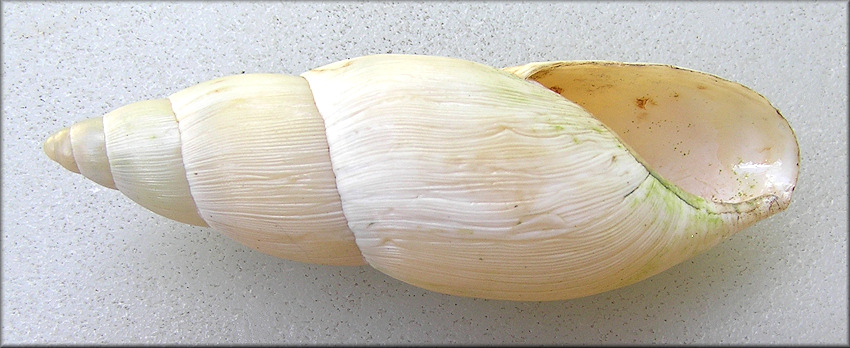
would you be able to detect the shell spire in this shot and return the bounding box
[43,127,79,173]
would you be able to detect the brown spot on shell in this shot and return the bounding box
[636,96,656,109]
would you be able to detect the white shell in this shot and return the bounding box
[43,54,799,301]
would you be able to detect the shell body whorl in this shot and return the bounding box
[43,54,799,301]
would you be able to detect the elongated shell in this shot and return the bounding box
[43,55,799,301]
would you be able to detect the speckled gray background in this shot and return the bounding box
[2,1,847,344]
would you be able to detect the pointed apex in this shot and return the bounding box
[43,127,81,174]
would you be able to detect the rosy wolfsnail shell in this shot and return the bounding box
[43,55,799,301]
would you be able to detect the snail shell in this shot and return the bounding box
[43,55,799,301]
